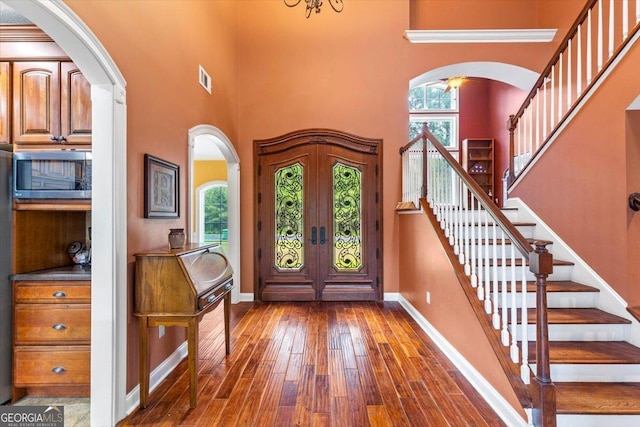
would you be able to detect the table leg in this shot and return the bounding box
[187,316,198,408]
[224,292,231,355]
[139,316,150,408]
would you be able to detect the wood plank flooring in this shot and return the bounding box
[118,301,506,426]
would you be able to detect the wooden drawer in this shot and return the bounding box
[14,304,91,345]
[13,346,90,387]
[14,280,91,304]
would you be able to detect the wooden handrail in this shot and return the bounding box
[512,0,598,122]
[420,125,533,258]
[509,0,640,185]
[410,124,556,426]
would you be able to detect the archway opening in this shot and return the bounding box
[1,0,128,424]
[188,125,241,303]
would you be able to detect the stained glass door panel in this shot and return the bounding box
[255,130,381,302]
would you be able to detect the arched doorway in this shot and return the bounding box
[3,1,128,425]
[188,125,241,303]
[410,61,539,91]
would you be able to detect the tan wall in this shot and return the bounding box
[194,160,228,189]
[398,210,525,418]
[66,0,238,390]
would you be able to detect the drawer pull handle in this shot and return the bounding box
[52,291,67,298]
[207,294,217,303]
[52,323,67,330]
[225,283,233,291]
[52,367,66,374]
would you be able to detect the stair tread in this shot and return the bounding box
[556,382,640,414]
[523,308,631,324]
[490,280,599,294]
[523,280,599,293]
[527,341,640,364]
[487,258,574,267]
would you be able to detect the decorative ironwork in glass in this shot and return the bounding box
[275,163,304,269]
[333,163,362,270]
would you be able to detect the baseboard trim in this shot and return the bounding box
[384,292,400,301]
[397,295,528,427]
[238,292,255,302]
[125,341,188,415]
[239,293,399,302]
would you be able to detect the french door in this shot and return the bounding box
[255,129,382,301]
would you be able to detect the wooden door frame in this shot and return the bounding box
[254,128,383,301]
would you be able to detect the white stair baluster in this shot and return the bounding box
[501,229,510,346]
[492,221,500,329]
[520,254,530,384]
[510,239,519,363]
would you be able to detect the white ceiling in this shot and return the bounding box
[194,134,226,161]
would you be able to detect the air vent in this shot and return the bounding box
[199,65,211,94]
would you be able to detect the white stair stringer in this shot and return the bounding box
[556,414,640,427]
[505,198,640,347]
[530,362,640,382]
[500,199,640,427]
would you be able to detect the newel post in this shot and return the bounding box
[507,115,516,187]
[529,241,556,427]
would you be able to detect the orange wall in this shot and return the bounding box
[235,0,412,297]
[60,0,590,398]
[410,0,538,30]
[410,0,584,34]
[511,44,640,303]
[398,210,525,418]
[65,0,238,390]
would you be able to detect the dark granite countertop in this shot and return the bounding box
[11,264,91,281]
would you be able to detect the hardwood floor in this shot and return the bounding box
[118,301,506,426]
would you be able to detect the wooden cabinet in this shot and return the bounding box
[12,279,91,398]
[0,62,9,145]
[60,62,91,145]
[462,138,494,198]
[135,244,234,409]
[12,61,91,146]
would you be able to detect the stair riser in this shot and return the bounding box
[557,414,640,427]
[493,291,597,309]
[471,265,574,281]
[455,210,520,222]
[529,363,640,382]
[445,223,536,239]
[473,244,555,259]
[520,324,627,341]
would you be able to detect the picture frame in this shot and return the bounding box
[144,154,180,218]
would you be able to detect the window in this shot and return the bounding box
[199,182,228,248]
[408,81,459,150]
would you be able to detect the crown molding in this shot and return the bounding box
[404,29,557,44]
[0,24,52,42]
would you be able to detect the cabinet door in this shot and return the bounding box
[0,62,9,145]
[60,62,91,145]
[12,61,60,145]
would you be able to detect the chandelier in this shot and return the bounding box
[284,0,344,18]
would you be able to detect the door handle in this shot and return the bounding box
[320,226,326,245]
[311,226,317,245]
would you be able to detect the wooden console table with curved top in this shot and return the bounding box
[134,243,234,409]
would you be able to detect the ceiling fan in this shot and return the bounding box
[425,76,469,92]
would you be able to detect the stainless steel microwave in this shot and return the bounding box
[13,151,92,199]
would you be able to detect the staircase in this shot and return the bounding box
[489,203,640,426]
